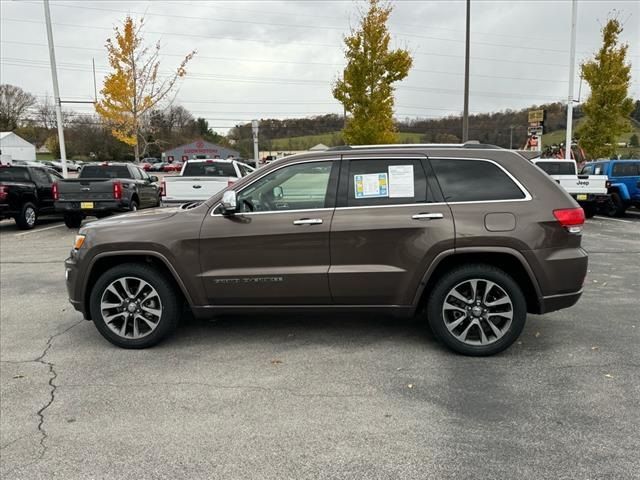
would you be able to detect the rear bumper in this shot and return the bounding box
[55,200,129,214]
[572,193,610,204]
[538,290,583,314]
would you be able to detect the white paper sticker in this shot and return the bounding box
[354,173,388,198]
[388,165,414,198]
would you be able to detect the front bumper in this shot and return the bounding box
[65,254,90,319]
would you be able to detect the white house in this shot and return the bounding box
[0,132,36,161]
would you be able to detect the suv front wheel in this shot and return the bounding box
[89,263,179,348]
[427,265,527,356]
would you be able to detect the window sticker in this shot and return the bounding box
[388,165,414,198]
[354,173,388,198]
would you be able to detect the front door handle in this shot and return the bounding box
[293,218,323,225]
[412,213,444,220]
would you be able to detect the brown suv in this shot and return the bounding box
[65,144,587,355]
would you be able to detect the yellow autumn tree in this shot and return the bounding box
[96,16,195,160]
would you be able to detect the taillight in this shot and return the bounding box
[52,182,59,201]
[553,207,585,234]
[113,181,122,200]
[160,180,166,197]
[227,179,235,187]
[0,185,8,201]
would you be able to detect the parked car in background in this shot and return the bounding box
[54,163,161,228]
[0,164,62,229]
[149,162,168,172]
[163,162,183,173]
[532,159,609,217]
[581,159,640,216]
[139,158,161,171]
[161,158,254,205]
[66,144,587,355]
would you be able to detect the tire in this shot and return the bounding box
[15,202,37,230]
[427,264,527,356]
[129,199,138,212]
[606,192,626,217]
[63,213,83,229]
[582,204,596,218]
[89,263,179,349]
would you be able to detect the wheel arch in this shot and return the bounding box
[83,251,193,316]
[413,247,542,315]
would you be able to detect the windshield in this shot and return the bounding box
[536,162,575,175]
[79,165,130,178]
[182,162,236,177]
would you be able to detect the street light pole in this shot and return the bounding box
[510,125,514,150]
[462,0,470,142]
[565,0,578,160]
[43,0,68,178]
[252,120,259,166]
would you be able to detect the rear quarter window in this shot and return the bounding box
[611,162,640,177]
[431,159,525,202]
[183,162,237,177]
[0,167,30,182]
[536,161,576,175]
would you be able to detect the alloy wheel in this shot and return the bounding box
[100,276,163,339]
[442,278,513,346]
[25,207,36,227]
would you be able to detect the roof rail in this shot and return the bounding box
[327,141,502,152]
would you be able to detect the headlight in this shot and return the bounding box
[73,234,86,250]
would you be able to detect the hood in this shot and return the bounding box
[81,206,181,232]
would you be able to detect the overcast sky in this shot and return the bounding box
[1,0,638,134]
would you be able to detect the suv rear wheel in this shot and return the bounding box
[427,264,527,356]
[89,263,179,348]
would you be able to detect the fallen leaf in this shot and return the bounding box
[270,359,283,365]
[604,374,613,378]
[12,375,24,379]
[407,384,414,389]
[601,282,607,287]
[593,279,598,283]
[396,367,403,371]
[535,332,541,338]
[591,346,599,351]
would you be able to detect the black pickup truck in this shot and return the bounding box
[0,165,62,229]
[55,163,161,228]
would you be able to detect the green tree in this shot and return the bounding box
[577,17,634,158]
[332,0,412,145]
[629,133,639,147]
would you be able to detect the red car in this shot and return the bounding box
[163,162,183,173]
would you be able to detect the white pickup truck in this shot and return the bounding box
[161,159,255,206]
[532,159,610,217]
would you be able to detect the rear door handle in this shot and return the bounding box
[412,213,444,220]
[293,218,323,225]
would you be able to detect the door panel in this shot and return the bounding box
[329,155,454,305]
[199,159,339,305]
[199,209,334,305]
[329,204,454,305]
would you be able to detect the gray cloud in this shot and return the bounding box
[1,0,638,134]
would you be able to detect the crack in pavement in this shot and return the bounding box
[5,320,84,464]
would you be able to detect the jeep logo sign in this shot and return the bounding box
[577,180,590,186]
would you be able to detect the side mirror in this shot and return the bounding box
[221,190,237,215]
[149,175,159,182]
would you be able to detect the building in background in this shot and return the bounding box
[162,140,239,162]
[0,132,36,161]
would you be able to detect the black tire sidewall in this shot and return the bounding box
[89,263,179,348]
[16,202,37,230]
[130,200,138,212]
[427,265,527,356]
[608,193,626,217]
[63,213,83,229]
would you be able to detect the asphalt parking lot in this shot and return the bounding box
[1,211,639,479]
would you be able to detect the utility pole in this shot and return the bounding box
[509,125,514,150]
[565,0,578,161]
[252,119,259,166]
[43,0,68,178]
[462,0,471,142]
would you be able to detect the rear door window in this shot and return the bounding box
[0,167,30,182]
[431,159,525,202]
[345,159,428,207]
[79,165,131,178]
[183,162,237,177]
[536,162,576,175]
[612,162,640,177]
[30,168,52,186]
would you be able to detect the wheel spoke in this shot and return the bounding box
[478,324,489,345]
[468,280,479,301]
[485,317,503,338]
[101,302,122,309]
[119,278,131,298]
[489,310,513,321]
[482,281,496,304]
[106,285,123,303]
[119,316,128,336]
[133,279,146,299]
[455,320,476,342]
[103,312,124,324]
[136,314,157,330]
[141,305,162,318]
[486,296,511,307]
[449,288,472,304]
[132,315,139,337]
[446,314,468,331]
[443,301,467,314]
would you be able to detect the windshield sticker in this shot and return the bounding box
[354,173,388,198]
[388,165,414,198]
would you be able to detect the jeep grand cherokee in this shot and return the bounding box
[65,144,587,355]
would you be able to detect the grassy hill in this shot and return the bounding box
[268,132,422,151]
